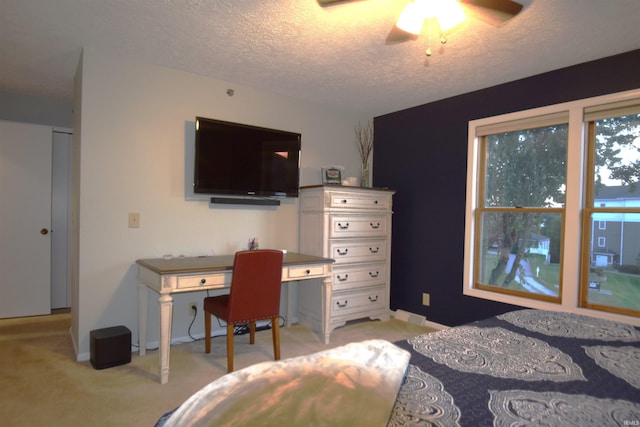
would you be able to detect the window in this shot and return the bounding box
[473,113,567,303]
[581,99,640,317]
[465,89,640,324]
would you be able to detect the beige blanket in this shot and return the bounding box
[164,339,411,427]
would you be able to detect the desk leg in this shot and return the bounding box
[321,276,332,345]
[158,294,173,384]
[137,283,148,356]
[286,282,294,327]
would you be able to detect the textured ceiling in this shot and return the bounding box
[2,0,640,116]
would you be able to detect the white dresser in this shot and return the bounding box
[298,185,395,343]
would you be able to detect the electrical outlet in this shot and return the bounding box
[422,292,430,306]
[188,302,197,316]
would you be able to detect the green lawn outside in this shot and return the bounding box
[588,270,640,311]
[481,253,559,295]
[480,252,640,310]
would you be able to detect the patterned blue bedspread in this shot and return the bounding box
[388,309,640,427]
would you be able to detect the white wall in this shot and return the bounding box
[0,90,73,128]
[73,48,368,359]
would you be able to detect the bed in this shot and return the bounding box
[390,309,640,426]
[157,309,640,426]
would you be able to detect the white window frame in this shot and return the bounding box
[464,88,640,327]
[597,236,606,247]
[598,220,606,230]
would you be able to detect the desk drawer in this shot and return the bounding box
[330,215,388,238]
[176,273,229,290]
[286,265,326,280]
[330,240,386,264]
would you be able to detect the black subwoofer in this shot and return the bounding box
[90,326,131,369]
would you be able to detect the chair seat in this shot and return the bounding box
[203,295,230,320]
[204,295,276,324]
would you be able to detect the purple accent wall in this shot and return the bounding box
[374,49,640,326]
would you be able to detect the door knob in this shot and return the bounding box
[40,228,49,235]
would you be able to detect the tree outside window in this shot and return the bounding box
[475,123,567,302]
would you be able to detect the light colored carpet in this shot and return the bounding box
[0,312,434,427]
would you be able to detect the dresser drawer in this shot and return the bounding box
[328,192,391,211]
[176,273,230,290]
[329,215,388,238]
[330,240,387,264]
[333,264,386,291]
[331,285,386,317]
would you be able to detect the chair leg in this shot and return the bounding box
[226,323,234,373]
[205,310,211,354]
[249,321,256,345]
[272,317,281,361]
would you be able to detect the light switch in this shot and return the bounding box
[129,212,140,228]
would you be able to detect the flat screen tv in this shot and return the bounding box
[194,117,301,198]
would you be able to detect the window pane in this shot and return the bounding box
[484,125,567,208]
[586,212,640,311]
[477,211,561,298]
[592,113,640,194]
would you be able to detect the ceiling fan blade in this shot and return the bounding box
[460,0,523,15]
[385,25,418,44]
[317,0,364,6]
[459,0,523,26]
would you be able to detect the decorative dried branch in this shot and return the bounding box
[354,121,374,166]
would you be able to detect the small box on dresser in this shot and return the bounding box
[298,185,395,343]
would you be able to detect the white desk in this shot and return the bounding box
[136,252,334,384]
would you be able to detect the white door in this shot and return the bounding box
[0,120,52,318]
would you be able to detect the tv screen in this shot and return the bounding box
[194,117,301,198]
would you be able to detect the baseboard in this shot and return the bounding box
[394,309,425,326]
[421,319,448,330]
[393,309,447,330]
[119,320,274,357]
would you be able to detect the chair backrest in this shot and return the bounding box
[227,249,284,323]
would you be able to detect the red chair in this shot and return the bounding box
[204,249,284,372]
